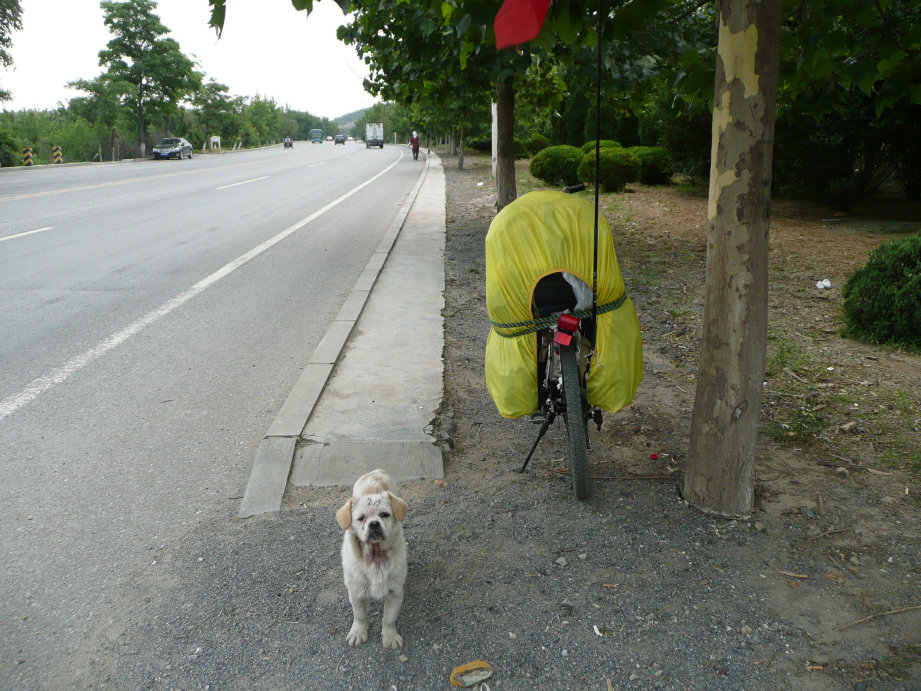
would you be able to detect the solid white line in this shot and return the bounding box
[0,152,404,422]
[216,176,269,190]
[309,162,327,167]
[0,226,55,243]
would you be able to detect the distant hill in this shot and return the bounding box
[334,107,367,129]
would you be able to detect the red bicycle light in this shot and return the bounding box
[557,313,580,333]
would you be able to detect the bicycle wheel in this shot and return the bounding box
[559,342,589,499]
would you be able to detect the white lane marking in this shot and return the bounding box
[216,176,269,190]
[0,151,404,422]
[309,162,327,167]
[0,226,55,243]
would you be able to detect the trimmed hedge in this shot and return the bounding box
[628,146,673,185]
[527,133,550,157]
[842,233,921,348]
[530,145,584,186]
[577,147,641,192]
[580,139,622,154]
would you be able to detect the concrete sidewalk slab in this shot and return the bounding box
[239,154,445,517]
[290,155,446,487]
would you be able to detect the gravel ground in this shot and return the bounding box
[47,151,920,690]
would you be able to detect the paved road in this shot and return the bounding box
[0,142,424,687]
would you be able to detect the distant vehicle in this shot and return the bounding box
[334,134,347,145]
[152,137,192,160]
[365,122,384,149]
[309,129,325,143]
[348,136,354,141]
[326,136,333,142]
[284,136,293,149]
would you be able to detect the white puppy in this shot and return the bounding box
[336,469,408,649]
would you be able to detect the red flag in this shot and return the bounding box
[494,0,552,49]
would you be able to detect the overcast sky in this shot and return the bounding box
[2,0,377,119]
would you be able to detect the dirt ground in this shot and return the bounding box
[439,151,921,688]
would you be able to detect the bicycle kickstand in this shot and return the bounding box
[520,410,556,473]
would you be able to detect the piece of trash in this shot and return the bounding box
[649,453,659,460]
[816,279,832,289]
[450,660,494,687]
[838,421,857,433]
[593,625,603,637]
[476,182,484,187]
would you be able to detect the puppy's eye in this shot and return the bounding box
[380,512,390,519]
[357,515,366,522]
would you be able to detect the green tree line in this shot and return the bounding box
[0,0,354,166]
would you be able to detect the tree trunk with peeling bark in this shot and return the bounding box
[495,77,517,211]
[684,0,782,517]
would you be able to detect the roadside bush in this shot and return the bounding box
[842,233,921,348]
[580,140,621,154]
[530,145,584,186]
[467,138,491,153]
[577,147,640,192]
[0,128,17,167]
[628,146,673,185]
[526,133,550,157]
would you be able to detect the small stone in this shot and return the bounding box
[836,467,849,479]
[740,625,752,635]
[754,522,765,532]
[556,557,568,567]
[849,556,861,566]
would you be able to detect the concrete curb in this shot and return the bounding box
[239,155,434,518]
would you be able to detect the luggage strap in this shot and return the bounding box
[490,292,629,338]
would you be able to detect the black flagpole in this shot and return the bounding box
[592,0,603,331]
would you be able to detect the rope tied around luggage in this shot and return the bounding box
[490,292,629,338]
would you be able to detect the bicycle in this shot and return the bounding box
[484,184,643,499]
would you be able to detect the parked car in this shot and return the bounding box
[334,134,347,145]
[152,137,193,160]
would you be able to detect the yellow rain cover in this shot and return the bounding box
[485,191,643,418]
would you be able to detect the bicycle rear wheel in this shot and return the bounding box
[559,342,588,499]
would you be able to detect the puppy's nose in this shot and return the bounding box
[368,520,382,534]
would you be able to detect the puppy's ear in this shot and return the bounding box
[336,499,353,530]
[388,492,407,522]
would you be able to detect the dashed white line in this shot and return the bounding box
[216,176,269,190]
[0,226,55,243]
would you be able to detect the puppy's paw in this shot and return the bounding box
[346,623,368,646]
[381,626,403,649]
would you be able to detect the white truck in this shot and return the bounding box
[365,121,384,149]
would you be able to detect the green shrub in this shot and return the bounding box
[514,138,529,159]
[577,147,641,192]
[527,133,550,157]
[628,146,673,185]
[530,145,584,186]
[580,140,621,154]
[0,128,17,167]
[842,233,921,348]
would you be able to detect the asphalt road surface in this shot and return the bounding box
[0,141,423,687]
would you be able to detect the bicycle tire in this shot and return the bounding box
[559,342,589,499]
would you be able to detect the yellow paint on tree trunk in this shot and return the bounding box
[719,19,760,98]
[707,18,761,221]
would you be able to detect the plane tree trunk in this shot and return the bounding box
[684,0,782,517]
